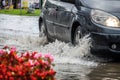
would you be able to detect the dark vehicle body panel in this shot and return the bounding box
[39,0,120,58]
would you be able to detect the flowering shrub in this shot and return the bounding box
[0,46,56,80]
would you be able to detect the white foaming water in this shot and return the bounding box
[1,33,97,66]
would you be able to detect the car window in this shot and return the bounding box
[60,0,75,4]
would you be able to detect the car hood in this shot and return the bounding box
[81,0,120,12]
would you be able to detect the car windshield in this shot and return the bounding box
[82,0,120,5]
[81,0,120,12]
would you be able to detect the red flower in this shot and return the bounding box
[48,69,56,75]
[7,72,12,77]
[9,77,14,80]
[11,46,16,52]
[40,72,47,79]
[30,76,37,80]
[18,71,23,76]
[23,52,30,58]
[0,49,5,55]
[0,46,56,80]
[3,45,9,49]
[0,75,3,79]
[18,58,24,63]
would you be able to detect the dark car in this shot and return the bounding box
[39,0,120,58]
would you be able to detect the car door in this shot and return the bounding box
[54,0,75,41]
[43,0,58,37]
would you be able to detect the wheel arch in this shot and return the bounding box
[71,21,81,43]
[39,17,43,31]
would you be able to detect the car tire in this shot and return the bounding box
[73,26,82,45]
[39,19,51,42]
[39,17,42,37]
[40,22,46,36]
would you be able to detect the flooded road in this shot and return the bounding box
[0,14,120,80]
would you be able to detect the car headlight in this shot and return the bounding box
[91,10,120,28]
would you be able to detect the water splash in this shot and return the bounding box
[0,33,97,66]
[0,14,98,66]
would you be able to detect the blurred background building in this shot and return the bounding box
[0,0,41,9]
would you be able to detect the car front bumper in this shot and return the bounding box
[90,32,120,58]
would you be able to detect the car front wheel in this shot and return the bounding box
[73,26,82,45]
[40,22,46,36]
